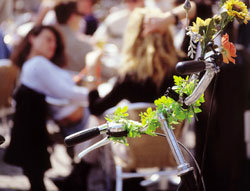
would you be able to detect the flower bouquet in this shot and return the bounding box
[187,0,250,61]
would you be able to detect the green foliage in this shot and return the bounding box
[153,75,204,127]
[105,106,128,122]
[105,106,144,145]
[105,75,205,145]
[140,107,160,136]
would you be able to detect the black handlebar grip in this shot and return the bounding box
[64,127,100,147]
[0,134,5,145]
[176,60,206,75]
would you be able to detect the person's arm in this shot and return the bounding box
[142,1,197,35]
[88,79,130,116]
[88,76,157,116]
[33,1,55,25]
[40,66,88,103]
[24,57,89,103]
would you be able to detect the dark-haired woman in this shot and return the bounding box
[4,25,89,191]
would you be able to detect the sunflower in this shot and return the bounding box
[224,0,250,24]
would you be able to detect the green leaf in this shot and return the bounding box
[122,106,128,113]
[194,107,202,113]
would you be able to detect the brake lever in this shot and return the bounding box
[76,122,128,159]
[78,136,110,158]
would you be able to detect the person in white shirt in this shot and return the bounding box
[4,25,88,191]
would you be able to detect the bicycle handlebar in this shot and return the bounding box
[176,60,206,75]
[184,68,217,106]
[64,123,126,147]
[65,127,101,147]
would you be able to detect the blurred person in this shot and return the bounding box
[3,25,89,191]
[38,0,98,35]
[77,0,99,35]
[35,0,76,25]
[89,7,184,116]
[54,0,93,72]
[142,0,197,36]
[93,0,145,50]
[142,0,219,53]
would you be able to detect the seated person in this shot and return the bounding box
[4,25,89,191]
[89,7,185,116]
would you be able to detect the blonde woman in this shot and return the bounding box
[89,8,184,116]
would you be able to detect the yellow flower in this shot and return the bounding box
[191,17,212,33]
[213,14,222,24]
[224,0,250,24]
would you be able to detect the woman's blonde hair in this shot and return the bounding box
[120,8,184,87]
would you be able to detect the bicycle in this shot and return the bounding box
[63,0,250,189]
[64,44,222,191]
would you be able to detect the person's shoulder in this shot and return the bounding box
[57,25,73,38]
[25,56,55,70]
[29,55,51,64]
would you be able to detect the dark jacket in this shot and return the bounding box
[88,71,176,116]
[4,85,51,173]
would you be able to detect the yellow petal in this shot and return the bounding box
[204,18,212,25]
[196,17,205,26]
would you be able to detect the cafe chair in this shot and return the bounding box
[103,101,182,191]
[0,59,18,137]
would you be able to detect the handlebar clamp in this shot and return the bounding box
[107,129,128,137]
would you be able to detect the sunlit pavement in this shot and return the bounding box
[0,131,72,191]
